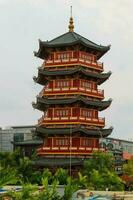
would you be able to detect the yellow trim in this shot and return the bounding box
[40,121,104,127]
[45,63,103,71]
[44,92,103,99]
[38,152,93,155]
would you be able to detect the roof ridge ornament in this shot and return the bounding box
[68,6,74,32]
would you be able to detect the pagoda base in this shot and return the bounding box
[32,156,94,175]
[33,157,84,167]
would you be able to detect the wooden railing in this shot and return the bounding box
[39,86,104,99]
[37,146,105,155]
[43,51,103,71]
[38,116,105,127]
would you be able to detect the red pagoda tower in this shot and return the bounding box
[33,16,113,171]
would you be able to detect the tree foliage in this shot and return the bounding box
[0,150,125,199]
[83,152,124,191]
[54,168,68,185]
[0,167,18,187]
[123,160,133,176]
[63,177,78,200]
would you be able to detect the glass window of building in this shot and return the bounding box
[14,133,24,142]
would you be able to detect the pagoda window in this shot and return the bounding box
[82,138,93,147]
[55,108,70,117]
[81,109,92,118]
[81,80,92,89]
[56,80,70,88]
[55,138,69,146]
[56,52,71,60]
[80,52,93,61]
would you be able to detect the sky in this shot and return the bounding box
[0,0,133,140]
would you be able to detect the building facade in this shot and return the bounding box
[32,16,112,170]
[0,126,42,156]
[100,137,133,160]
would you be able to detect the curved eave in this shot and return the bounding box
[34,32,110,60]
[35,41,110,60]
[32,96,112,111]
[35,126,113,138]
[33,74,48,85]
[34,67,112,85]
[41,39,110,51]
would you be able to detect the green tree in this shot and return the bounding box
[0,167,18,187]
[83,152,124,191]
[0,152,14,168]
[63,177,78,200]
[7,184,37,200]
[123,160,133,190]
[103,171,124,191]
[17,157,33,183]
[123,160,133,176]
[84,151,114,175]
[76,172,88,189]
[89,169,104,190]
[29,171,42,185]
[54,168,68,185]
[42,168,53,184]
[37,177,61,200]
[0,149,23,168]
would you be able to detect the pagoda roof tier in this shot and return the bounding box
[35,126,113,138]
[32,96,112,111]
[34,32,110,60]
[33,66,111,85]
[33,157,84,167]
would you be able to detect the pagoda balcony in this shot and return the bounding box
[37,146,105,156]
[38,115,105,127]
[40,86,104,99]
[43,51,103,72]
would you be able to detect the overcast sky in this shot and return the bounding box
[0,0,133,140]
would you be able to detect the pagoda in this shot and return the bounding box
[33,15,113,172]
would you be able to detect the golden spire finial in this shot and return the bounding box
[68,6,74,32]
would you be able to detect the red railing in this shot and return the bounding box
[37,146,105,155]
[38,115,105,127]
[43,51,103,71]
[39,84,104,99]
[42,87,104,99]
